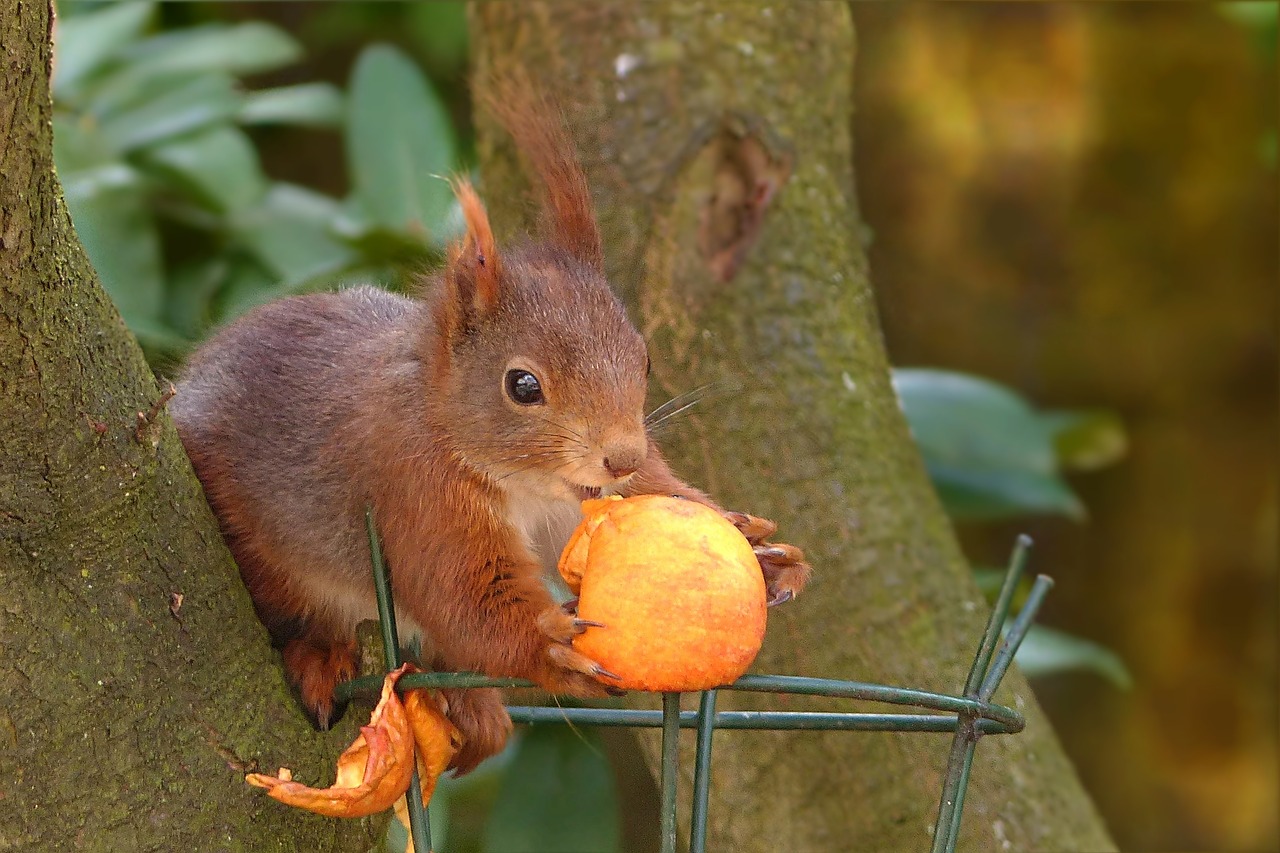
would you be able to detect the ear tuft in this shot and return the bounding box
[448,177,502,314]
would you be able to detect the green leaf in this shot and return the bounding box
[1219,1,1279,28]
[134,125,267,214]
[212,256,285,325]
[482,728,621,853]
[239,83,345,128]
[408,2,469,74]
[52,112,117,173]
[61,163,140,200]
[164,257,230,339]
[52,1,154,100]
[128,315,192,355]
[1043,409,1128,472]
[892,368,1085,520]
[334,220,438,269]
[929,463,1084,521]
[231,184,357,286]
[97,72,242,153]
[1016,625,1133,689]
[62,165,164,330]
[119,21,302,78]
[346,44,457,241]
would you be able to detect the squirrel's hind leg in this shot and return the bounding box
[222,527,361,730]
[279,632,359,731]
[429,653,512,776]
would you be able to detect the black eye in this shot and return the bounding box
[504,369,544,405]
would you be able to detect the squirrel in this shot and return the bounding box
[170,83,810,775]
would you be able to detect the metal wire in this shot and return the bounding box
[659,693,681,853]
[365,508,431,853]
[930,539,1052,853]
[350,507,1044,853]
[689,690,718,853]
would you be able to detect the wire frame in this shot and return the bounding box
[338,509,1047,853]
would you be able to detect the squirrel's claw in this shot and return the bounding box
[757,542,811,606]
[768,589,794,607]
[723,510,812,605]
[724,510,778,545]
[545,643,614,697]
[560,601,607,633]
[281,637,357,732]
[539,605,598,644]
[591,663,622,681]
[440,686,512,776]
[538,605,614,697]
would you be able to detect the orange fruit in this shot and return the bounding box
[557,495,767,692]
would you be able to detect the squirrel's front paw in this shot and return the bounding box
[724,510,812,606]
[439,686,512,776]
[535,606,617,697]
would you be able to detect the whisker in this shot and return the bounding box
[646,397,703,431]
[526,409,588,444]
[645,383,719,428]
[394,442,565,467]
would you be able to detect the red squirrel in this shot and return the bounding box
[171,86,810,774]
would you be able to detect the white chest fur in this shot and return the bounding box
[499,474,586,573]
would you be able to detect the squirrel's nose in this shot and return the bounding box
[604,457,639,479]
[603,438,646,479]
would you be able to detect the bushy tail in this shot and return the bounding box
[479,72,604,271]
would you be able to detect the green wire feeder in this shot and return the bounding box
[336,509,1048,853]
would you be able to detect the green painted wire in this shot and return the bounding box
[660,693,682,853]
[347,522,1045,853]
[690,690,718,853]
[366,508,431,853]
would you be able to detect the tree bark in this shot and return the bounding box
[0,3,379,849]
[472,3,1115,851]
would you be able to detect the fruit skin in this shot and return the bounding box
[557,495,768,692]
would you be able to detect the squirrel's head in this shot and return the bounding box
[422,86,649,502]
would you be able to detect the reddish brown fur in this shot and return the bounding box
[483,74,604,269]
[450,177,502,310]
[171,87,809,775]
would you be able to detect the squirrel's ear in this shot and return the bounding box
[445,177,502,317]
[481,74,604,271]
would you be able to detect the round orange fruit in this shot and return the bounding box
[557,495,767,692]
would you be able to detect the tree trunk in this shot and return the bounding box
[472,3,1115,851]
[0,3,379,849]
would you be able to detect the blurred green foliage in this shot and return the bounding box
[896,369,1131,689]
[1219,1,1278,170]
[50,5,1130,850]
[482,727,621,853]
[53,2,461,370]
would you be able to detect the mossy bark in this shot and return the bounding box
[472,3,1115,851]
[0,3,380,849]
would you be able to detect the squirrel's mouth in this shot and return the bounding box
[569,483,603,501]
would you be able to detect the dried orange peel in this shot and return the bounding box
[246,663,461,818]
[557,495,768,692]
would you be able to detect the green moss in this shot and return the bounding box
[474,4,1113,851]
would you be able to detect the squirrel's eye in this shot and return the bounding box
[504,369,544,405]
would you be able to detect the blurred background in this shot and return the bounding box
[50,2,1277,850]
